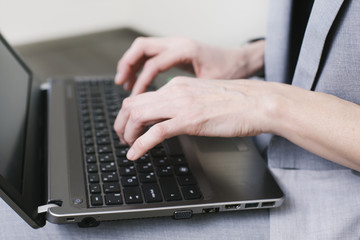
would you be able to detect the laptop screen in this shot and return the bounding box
[0,39,31,194]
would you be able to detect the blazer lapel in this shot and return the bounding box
[292,0,345,90]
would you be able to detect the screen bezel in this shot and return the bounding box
[0,33,46,228]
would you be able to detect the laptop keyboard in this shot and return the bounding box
[76,78,202,207]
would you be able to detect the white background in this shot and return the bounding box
[0,0,268,47]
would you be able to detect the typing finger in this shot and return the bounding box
[126,119,183,160]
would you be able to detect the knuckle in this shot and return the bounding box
[129,108,142,124]
[121,97,133,110]
[123,134,133,145]
[152,123,168,139]
[132,37,146,47]
[144,60,158,73]
[178,38,198,57]
[169,76,185,86]
[133,137,146,152]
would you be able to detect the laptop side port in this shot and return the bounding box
[173,210,193,219]
[202,207,220,213]
[245,202,259,208]
[225,204,241,210]
[261,201,276,207]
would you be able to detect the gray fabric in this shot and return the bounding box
[0,198,269,239]
[267,0,360,170]
[291,0,344,90]
[265,0,293,85]
[265,0,360,238]
[270,168,360,239]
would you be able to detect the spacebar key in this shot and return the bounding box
[159,177,182,201]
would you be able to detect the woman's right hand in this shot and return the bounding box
[114,37,265,95]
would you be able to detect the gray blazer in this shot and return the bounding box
[266,0,360,171]
[265,0,360,238]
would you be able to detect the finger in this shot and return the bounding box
[126,119,183,160]
[131,50,189,95]
[114,91,171,144]
[123,71,137,91]
[123,92,177,144]
[113,97,132,144]
[115,37,166,85]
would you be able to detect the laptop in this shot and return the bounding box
[0,33,284,229]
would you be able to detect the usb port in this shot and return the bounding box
[245,203,258,208]
[261,201,276,207]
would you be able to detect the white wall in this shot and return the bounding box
[0,0,268,47]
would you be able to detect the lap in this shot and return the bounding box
[270,168,360,239]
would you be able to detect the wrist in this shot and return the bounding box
[259,82,294,136]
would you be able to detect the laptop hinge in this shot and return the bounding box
[37,203,60,214]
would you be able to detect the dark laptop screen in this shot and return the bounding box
[0,39,30,193]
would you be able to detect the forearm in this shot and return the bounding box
[268,83,360,171]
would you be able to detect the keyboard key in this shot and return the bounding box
[136,162,153,173]
[123,187,143,204]
[116,148,129,157]
[142,184,163,203]
[174,165,191,176]
[91,194,103,206]
[119,166,136,176]
[89,183,101,194]
[93,115,105,122]
[105,193,123,205]
[95,122,107,129]
[81,115,90,123]
[83,123,92,130]
[100,162,116,172]
[85,146,95,154]
[170,156,187,165]
[87,164,98,173]
[114,141,128,149]
[84,137,93,145]
[177,176,196,186]
[139,172,156,183]
[157,166,173,176]
[150,148,166,157]
[84,130,92,138]
[136,153,151,163]
[117,158,134,166]
[102,172,118,182]
[98,145,113,154]
[153,157,170,166]
[159,177,182,201]
[98,153,114,162]
[86,154,96,163]
[121,176,139,186]
[103,182,121,193]
[88,173,99,183]
[97,136,111,145]
[181,186,202,200]
[95,128,109,137]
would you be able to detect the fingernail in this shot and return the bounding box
[127,148,135,160]
[115,73,123,83]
